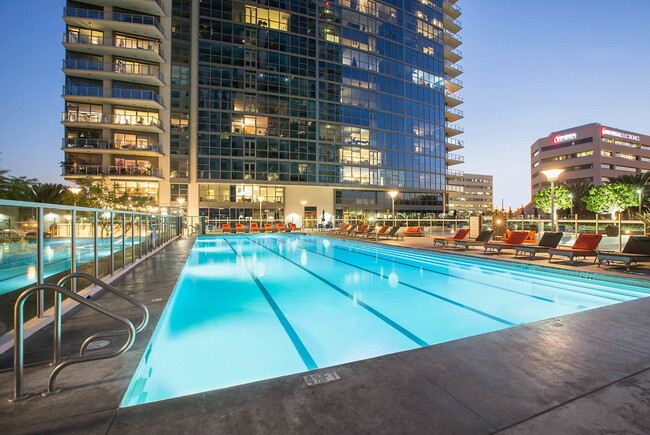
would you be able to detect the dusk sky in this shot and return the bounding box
[0,0,648,208]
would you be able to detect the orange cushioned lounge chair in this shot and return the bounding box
[331,224,351,234]
[364,225,390,238]
[264,223,275,232]
[433,228,470,247]
[235,223,248,233]
[221,223,235,233]
[548,233,603,263]
[348,225,368,236]
[276,223,289,231]
[250,222,261,232]
[288,223,299,231]
[403,226,424,237]
[483,231,530,254]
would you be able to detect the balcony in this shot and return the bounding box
[63,7,165,40]
[445,77,463,94]
[62,138,163,156]
[444,60,462,78]
[62,112,163,133]
[445,122,464,136]
[63,86,164,110]
[62,164,162,179]
[443,30,462,48]
[443,0,461,20]
[444,90,463,107]
[446,137,464,151]
[444,18,462,34]
[444,46,463,63]
[72,0,165,16]
[446,184,464,193]
[62,60,164,86]
[62,33,164,63]
[445,106,463,122]
[446,153,464,165]
[446,169,464,179]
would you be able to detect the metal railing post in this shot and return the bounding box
[93,211,99,278]
[36,206,45,318]
[71,209,77,292]
[110,212,115,274]
[122,212,126,267]
[131,213,135,263]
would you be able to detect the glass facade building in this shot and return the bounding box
[62,0,464,223]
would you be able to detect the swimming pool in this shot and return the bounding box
[121,234,650,407]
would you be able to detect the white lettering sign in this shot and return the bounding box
[552,133,577,144]
[601,127,640,142]
[303,371,341,386]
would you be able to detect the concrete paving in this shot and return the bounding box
[1,234,650,434]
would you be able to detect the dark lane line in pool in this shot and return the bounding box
[246,238,429,347]
[223,238,318,371]
[270,237,516,327]
[298,237,561,304]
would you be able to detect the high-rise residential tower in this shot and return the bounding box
[61,0,464,224]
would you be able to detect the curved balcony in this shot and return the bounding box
[445,77,463,93]
[445,106,463,123]
[62,112,163,133]
[63,7,164,40]
[63,86,164,110]
[445,122,464,137]
[443,0,461,20]
[62,164,162,179]
[72,0,164,16]
[62,33,164,63]
[62,60,164,86]
[443,29,462,48]
[444,60,462,78]
[446,153,464,166]
[444,90,463,107]
[444,46,463,63]
[62,138,163,156]
[444,18,462,34]
[446,137,464,151]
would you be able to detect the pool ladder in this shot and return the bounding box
[9,272,149,402]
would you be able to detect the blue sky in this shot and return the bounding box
[0,0,649,207]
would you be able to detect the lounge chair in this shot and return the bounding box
[433,228,471,247]
[276,223,291,232]
[483,231,530,254]
[330,224,351,234]
[403,226,424,237]
[348,225,368,236]
[354,225,375,237]
[221,224,235,234]
[377,226,403,240]
[514,232,564,259]
[597,236,650,271]
[343,225,359,236]
[548,234,603,263]
[250,223,262,232]
[235,223,248,233]
[264,223,276,232]
[364,225,390,238]
[288,223,299,232]
[453,230,494,250]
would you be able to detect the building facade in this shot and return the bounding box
[531,123,650,195]
[447,173,492,214]
[62,0,464,225]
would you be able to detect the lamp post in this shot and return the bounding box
[68,187,82,207]
[300,200,307,228]
[541,169,565,232]
[388,191,399,226]
[257,196,265,227]
[176,197,185,215]
[637,189,643,214]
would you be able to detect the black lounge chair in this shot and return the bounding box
[514,232,564,259]
[453,230,494,250]
[377,226,403,240]
[597,236,650,272]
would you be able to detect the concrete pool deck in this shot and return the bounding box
[1,234,649,433]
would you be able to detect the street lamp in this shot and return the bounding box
[388,191,399,226]
[68,187,82,206]
[637,189,643,214]
[541,169,565,231]
[257,196,265,227]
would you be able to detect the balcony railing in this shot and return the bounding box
[444,90,463,102]
[62,138,161,153]
[446,169,464,177]
[446,107,464,117]
[446,77,463,88]
[63,32,163,58]
[446,153,465,162]
[62,112,162,129]
[444,60,463,73]
[63,7,164,36]
[444,0,461,14]
[446,137,464,148]
[62,60,164,82]
[62,164,162,178]
[446,47,463,58]
[446,184,464,193]
[448,18,462,29]
[63,86,163,105]
[444,29,462,43]
[445,122,464,133]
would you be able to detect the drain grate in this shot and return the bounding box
[86,339,111,350]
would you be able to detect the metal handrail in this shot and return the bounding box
[55,273,149,360]
[11,284,135,401]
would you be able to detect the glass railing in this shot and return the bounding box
[444,29,462,43]
[62,112,163,129]
[445,46,463,58]
[62,138,161,153]
[446,107,463,117]
[446,169,464,177]
[444,90,463,102]
[445,184,464,192]
[446,152,465,162]
[63,7,164,36]
[62,164,162,177]
[446,137,464,148]
[444,0,461,14]
[63,33,163,58]
[62,60,164,82]
[444,60,463,73]
[447,18,462,29]
[63,86,162,105]
[445,122,464,133]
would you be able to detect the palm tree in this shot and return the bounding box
[566,179,593,217]
[26,183,69,204]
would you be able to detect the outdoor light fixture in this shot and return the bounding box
[568,193,574,217]
[257,196,265,226]
[541,169,565,231]
[387,191,399,226]
[68,187,82,206]
[637,189,643,214]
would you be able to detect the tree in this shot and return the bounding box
[0,169,37,200]
[582,183,638,219]
[26,183,69,204]
[566,180,593,216]
[532,185,572,214]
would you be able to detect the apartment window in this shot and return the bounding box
[65,103,102,122]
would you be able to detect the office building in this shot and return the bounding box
[531,123,650,195]
[61,0,464,224]
[447,173,492,214]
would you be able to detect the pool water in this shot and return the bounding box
[121,234,650,407]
